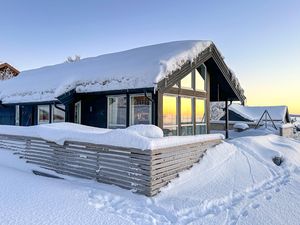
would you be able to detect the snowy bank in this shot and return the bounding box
[1,134,300,224]
[0,123,224,150]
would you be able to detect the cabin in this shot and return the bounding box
[0,41,246,136]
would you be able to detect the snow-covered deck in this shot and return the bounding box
[0,123,223,196]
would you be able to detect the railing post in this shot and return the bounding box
[225,100,229,139]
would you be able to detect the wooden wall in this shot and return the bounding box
[0,106,15,125]
[0,134,222,196]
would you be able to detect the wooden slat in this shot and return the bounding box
[0,133,221,196]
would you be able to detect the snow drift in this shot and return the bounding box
[0,123,224,150]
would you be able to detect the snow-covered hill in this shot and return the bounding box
[0,134,300,224]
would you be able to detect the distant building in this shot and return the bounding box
[221,104,290,123]
[0,62,19,80]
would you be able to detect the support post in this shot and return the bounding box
[225,100,229,139]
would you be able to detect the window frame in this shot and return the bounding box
[37,105,51,125]
[162,94,179,136]
[180,72,193,90]
[74,101,81,124]
[129,93,152,126]
[195,66,206,92]
[107,95,127,129]
[52,104,66,123]
[195,98,207,134]
[160,64,208,136]
[180,96,194,136]
[15,105,20,126]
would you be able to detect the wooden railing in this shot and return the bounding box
[0,134,221,196]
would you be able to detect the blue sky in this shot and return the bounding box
[1,0,300,112]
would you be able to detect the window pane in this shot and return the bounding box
[181,72,192,89]
[180,97,193,136]
[195,68,205,91]
[108,96,127,128]
[163,95,177,136]
[38,105,50,124]
[196,124,207,134]
[74,101,81,124]
[130,95,152,125]
[52,104,65,123]
[195,99,207,134]
[15,105,20,126]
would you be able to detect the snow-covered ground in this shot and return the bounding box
[1,130,300,224]
[211,126,279,139]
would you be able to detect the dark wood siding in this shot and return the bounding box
[0,106,15,125]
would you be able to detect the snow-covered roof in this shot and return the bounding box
[0,40,245,104]
[0,40,216,104]
[229,104,289,122]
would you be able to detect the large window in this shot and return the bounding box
[195,68,205,91]
[130,95,152,125]
[108,95,127,128]
[161,64,208,136]
[163,95,178,136]
[74,101,81,124]
[180,72,192,89]
[180,97,193,135]
[38,105,50,124]
[52,104,65,123]
[195,99,206,134]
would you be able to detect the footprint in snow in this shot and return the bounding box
[265,195,272,201]
[263,183,273,190]
[251,203,260,209]
[242,210,248,217]
[248,191,260,199]
[281,178,290,186]
[229,221,236,225]
[275,188,280,192]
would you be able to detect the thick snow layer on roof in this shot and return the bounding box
[0,40,212,104]
[0,123,223,150]
[229,103,288,122]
